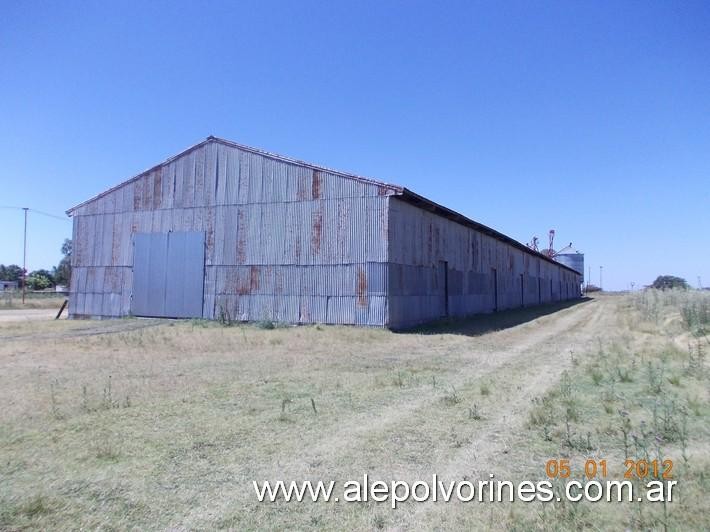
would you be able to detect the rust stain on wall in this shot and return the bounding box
[236,274,250,295]
[249,265,260,292]
[299,299,310,322]
[142,176,153,211]
[427,224,433,259]
[236,207,247,264]
[312,170,322,199]
[274,268,283,294]
[225,268,238,293]
[296,170,309,200]
[133,178,142,210]
[153,169,163,209]
[311,210,323,254]
[357,267,368,307]
[111,219,121,266]
[205,207,214,263]
[336,201,347,262]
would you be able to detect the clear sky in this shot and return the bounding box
[1,0,708,290]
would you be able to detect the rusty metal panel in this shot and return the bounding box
[203,143,216,207]
[387,197,581,328]
[84,293,97,316]
[193,146,206,208]
[273,295,299,323]
[212,206,226,265]
[219,143,240,205]
[367,296,388,326]
[75,292,85,316]
[65,137,585,325]
[102,293,118,317]
[203,266,217,319]
[93,267,106,293]
[326,296,356,324]
[85,267,96,294]
[120,268,132,314]
[204,206,215,266]
[181,152,195,208]
[68,292,77,315]
[72,267,87,295]
[86,215,99,266]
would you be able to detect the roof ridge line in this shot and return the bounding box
[66,136,403,215]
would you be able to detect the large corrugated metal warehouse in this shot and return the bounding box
[67,136,582,328]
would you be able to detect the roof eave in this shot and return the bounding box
[395,188,581,275]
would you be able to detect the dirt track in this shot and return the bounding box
[1,295,631,530]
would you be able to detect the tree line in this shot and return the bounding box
[0,239,72,290]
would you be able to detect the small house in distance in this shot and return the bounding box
[66,137,582,328]
[1,280,19,292]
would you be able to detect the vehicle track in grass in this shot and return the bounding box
[199,298,607,526]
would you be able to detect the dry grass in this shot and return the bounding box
[0,293,707,530]
[1,292,67,310]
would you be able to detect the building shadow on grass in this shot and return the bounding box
[396,297,593,337]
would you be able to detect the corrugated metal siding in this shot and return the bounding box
[69,137,580,327]
[387,198,582,328]
[69,141,392,326]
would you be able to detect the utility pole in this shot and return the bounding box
[587,266,591,291]
[22,207,29,305]
[22,207,28,304]
[599,265,603,292]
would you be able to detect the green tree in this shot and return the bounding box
[0,264,23,282]
[61,239,72,257]
[26,269,55,290]
[651,275,689,290]
[53,239,72,288]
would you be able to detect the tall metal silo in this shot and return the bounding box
[555,251,585,283]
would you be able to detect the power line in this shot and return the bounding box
[0,205,70,222]
[29,208,71,222]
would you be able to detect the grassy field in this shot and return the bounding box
[1,291,68,310]
[0,291,708,530]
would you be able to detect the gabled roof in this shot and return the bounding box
[66,136,580,275]
[66,136,403,215]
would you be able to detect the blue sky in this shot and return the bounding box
[1,0,708,290]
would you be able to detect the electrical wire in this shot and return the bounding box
[0,205,70,222]
[29,209,70,221]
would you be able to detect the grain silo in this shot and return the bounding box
[554,244,585,287]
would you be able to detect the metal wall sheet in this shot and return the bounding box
[131,231,205,318]
[387,198,582,328]
[167,231,206,318]
[132,232,166,316]
[68,138,578,327]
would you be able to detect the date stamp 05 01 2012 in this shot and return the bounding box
[545,458,674,480]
